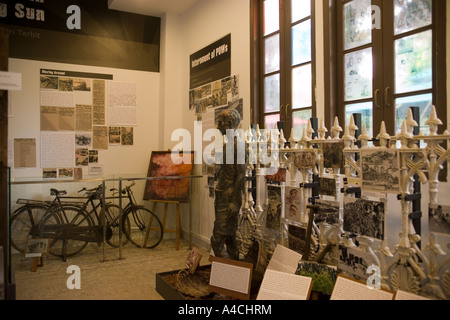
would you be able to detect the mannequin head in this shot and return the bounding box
[217,109,241,135]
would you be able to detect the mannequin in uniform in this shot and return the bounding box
[211,109,245,260]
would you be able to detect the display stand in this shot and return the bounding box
[31,257,44,273]
[149,200,182,250]
[24,239,49,272]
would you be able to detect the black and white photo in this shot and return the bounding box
[293,150,316,169]
[285,187,301,222]
[314,199,340,225]
[75,132,92,147]
[361,149,400,193]
[318,176,337,197]
[343,197,385,240]
[323,142,344,170]
[266,186,282,230]
[288,224,309,256]
[429,204,450,235]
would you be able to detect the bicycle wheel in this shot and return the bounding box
[38,205,93,258]
[122,206,163,249]
[10,204,49,253]
[104,203,128,248]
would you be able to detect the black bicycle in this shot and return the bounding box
[110,181,164,249]
[10,188,83,253]
[11,185,123,259]
[34,185,122,260]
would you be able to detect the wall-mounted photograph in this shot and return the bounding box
[361,149,400,193]
[343,197,385,240]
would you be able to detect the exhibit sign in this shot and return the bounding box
[0,0,161,72]
[0,71,21,91]
[190,34,231,90]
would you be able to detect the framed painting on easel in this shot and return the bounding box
[143,151,194,203]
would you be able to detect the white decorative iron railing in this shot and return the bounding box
[238,106,450,299]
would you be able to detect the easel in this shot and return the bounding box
[31,257,44,272]
[149,200,182,250]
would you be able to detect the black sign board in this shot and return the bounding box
[190,34,231,90]
[0,0,161,72]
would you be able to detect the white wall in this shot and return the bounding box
[159,13,185,151]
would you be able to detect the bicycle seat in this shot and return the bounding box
[50,189,67,196]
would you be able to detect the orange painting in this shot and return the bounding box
[144,151,194,203]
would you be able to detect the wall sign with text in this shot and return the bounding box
[190,34,231,90]
[0,0,161,72]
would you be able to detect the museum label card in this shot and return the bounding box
[267,244,303,274]
[394,289,431,300]
[330,276,394,300]
[209,256,253,300]
[257,269,312,300]
[0,71,22,91]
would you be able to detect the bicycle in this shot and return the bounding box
[35,185,128,260]
[10,185,123,257]
[10,188,79,253]
[110,181,164,249]
[74,185,126,249]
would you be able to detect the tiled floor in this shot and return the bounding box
[11,239,210,300]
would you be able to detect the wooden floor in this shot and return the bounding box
[11,239,210,300]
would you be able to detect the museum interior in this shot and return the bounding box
[1,0,450,302]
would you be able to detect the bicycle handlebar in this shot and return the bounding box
[110,181,136,194]
[78,185,103,195]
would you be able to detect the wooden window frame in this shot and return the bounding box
[332,0,446,136]
[251,0,317,136]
